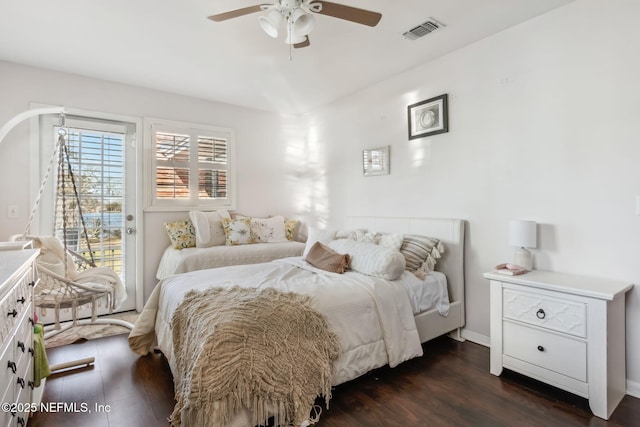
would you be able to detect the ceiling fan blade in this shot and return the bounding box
[314,1,382,27]
[294,36,311,49]
[207,5,264,22]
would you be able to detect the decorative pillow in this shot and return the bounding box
[328,239,406,280]
[165,220,196,250]
[336,229,403,251]
[284,218,299,241]
[303,228,337,256]
[305,241,350,274]
[188,209,230,248]
[376,233,404,251]
[251,215,288,243]
[335,229,377,243]
[221,217,254,245]
[400,234,445,275]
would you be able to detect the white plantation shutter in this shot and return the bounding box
[156,132,190,200]
[147,119,235,210]
[197,136,228,200]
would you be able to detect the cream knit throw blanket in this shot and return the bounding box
[170,286,340,427]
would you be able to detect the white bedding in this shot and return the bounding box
[155,241,305,280]
[399,270,449,315]
[130,256,452,389]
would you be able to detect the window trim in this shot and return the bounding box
[143,117,236,212]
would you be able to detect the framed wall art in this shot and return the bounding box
[407,94,448,140]
[362,146,389,176]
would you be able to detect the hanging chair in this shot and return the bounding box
[4,108,133,371]
[12,235,131,340]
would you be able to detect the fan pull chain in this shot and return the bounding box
[289,19,293,61]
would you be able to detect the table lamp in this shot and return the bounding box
[508,220,537,271]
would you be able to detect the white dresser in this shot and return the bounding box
[484,270,633,420]
[0,249,39,427]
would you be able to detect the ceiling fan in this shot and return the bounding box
[208,1,382,49]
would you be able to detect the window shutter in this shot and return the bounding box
[148,120,235,209]
[155,132,190,200]
[197,136,228,200]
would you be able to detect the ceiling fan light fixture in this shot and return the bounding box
[258,9,283,38]
[284,26,307,45]
[291,8,315,36]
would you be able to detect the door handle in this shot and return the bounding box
[126,228,136,235]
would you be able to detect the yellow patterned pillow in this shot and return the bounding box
[165,220,196,250]
[285,218,299,241]
[221,217,254,245]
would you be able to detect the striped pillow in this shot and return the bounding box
[400,235,444,274]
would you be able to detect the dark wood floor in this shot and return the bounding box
[29,334,639,427]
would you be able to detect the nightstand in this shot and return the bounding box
[484,270,633,420]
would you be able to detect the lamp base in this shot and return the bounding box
[513,247,533,271]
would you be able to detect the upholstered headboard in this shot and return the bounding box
[345,216,465,309]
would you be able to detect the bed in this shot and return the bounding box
[129,217,465,427]
[155,241,306,280]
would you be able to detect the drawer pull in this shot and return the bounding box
[7,309,18,318]
[7,361,17,373]
[29,347,35,357]
[16,296,26,304]
[28,281,35,287]
[537,345,545,352]
[536,309,546,319]
[29,317,35,326]
[17,377,25,388]
[17,341,25,352]
[17,416,25,426]
[28,380,35,389]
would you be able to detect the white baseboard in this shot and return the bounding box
[461,329,490,347]
[627,379,640,399]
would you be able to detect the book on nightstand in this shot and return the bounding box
[493,263,528,276]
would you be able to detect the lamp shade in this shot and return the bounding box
[291,8,315,36]
[508,220,537,248]
[259,9,283,38]
[284,26,307,45]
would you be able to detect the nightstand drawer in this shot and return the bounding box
[503,321,586,382]
[503,288,586,338]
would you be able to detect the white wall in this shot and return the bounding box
[0,62,317,300]
[304,0,640,393]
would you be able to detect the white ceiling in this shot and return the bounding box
[0,0,574,114]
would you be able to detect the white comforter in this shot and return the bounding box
[131,256,425,387]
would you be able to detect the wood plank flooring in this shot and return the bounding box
[28,334,639,427]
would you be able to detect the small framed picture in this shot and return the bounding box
[363,146,389,176]
[407,94,448,140]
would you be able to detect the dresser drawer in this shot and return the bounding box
[1,283,31,344]
[0,385,13,427]
[503,321,586,382]
[503,287,586,338]
[13,304,34,371]
[0,341,16,403]
[14,359,34,425]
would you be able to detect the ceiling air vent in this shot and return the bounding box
[402,18,445,40]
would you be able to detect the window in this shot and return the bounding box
[54,123,126,273]
[145,118,236,210]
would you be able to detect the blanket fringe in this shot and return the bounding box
[170,286,339,427]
